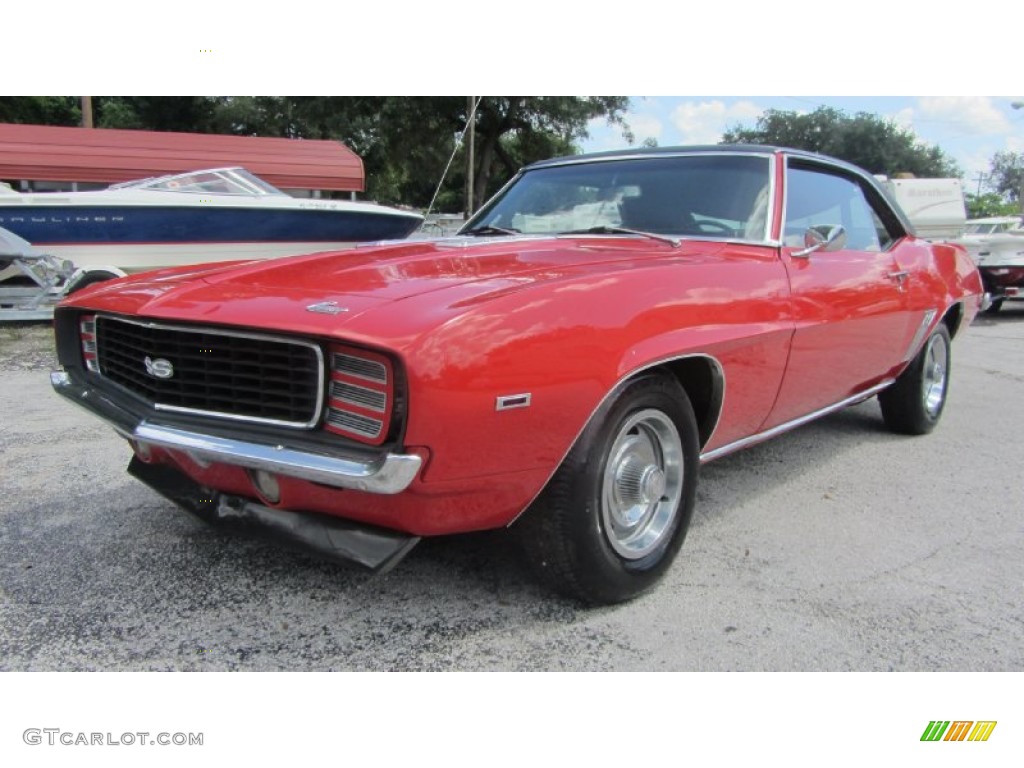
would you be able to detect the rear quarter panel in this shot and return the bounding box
[896,237,984,335]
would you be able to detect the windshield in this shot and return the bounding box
[465,154,772,240]
[111,168,287,197]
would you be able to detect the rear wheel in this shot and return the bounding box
[985,298,1004,315]
[517,375,699,604]
[879,323,951,435]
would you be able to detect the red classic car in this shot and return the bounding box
[51,146,984,604]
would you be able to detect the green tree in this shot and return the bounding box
[986,151,1024,204]
[0,96,631,209]
[466,97,630,210]
[965,192,1019,219]
[199,96,631,209]
[0,96,80,126]
[722,106,960,178]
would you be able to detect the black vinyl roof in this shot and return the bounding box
[528,144,853,172]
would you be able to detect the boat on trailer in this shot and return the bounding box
[0,167,423,276]
[0,226,126,321]
[955,215,1024,312]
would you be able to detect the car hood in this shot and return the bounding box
[62,235,722,336]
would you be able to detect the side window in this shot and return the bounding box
[785,165,894,252]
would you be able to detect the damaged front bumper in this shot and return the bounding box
[128,457,419,573]
[51,369,424,571]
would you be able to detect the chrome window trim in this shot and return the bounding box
[94,314,326,430]
[434,232,783,249]
[560,234,778,248]
[463,150,778,246]
[780,153,911,248]
[530,149,776,168]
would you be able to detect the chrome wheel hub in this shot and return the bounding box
[601,409,684,560]
[922,335,948,417]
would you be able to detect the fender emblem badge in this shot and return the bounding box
[496,393,532,411]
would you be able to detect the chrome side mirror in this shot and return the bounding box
[792,225,847,258]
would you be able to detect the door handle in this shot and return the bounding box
[887,270,910,290]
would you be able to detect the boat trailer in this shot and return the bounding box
[0,227,124,321]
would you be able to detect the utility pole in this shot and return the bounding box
[970,172,987,197]
[81,97,93,128]
[1012,102,1024,213]
[465,96,475,219]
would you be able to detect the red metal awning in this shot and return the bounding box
[0,123,364,191]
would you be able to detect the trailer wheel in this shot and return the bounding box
[66,270,120,294]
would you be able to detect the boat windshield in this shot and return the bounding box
[964,218,1023,235]
[462,154,772,241]
[110,168,288,197]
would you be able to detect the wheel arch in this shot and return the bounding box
[611,353,725,451]
[941,301,964,339]
[659,355,725,450]
[508,352,724,528]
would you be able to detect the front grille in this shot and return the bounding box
[94,316,324,427]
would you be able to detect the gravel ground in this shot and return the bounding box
[1,309,1022,671]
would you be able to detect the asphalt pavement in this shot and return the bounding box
[1,308,1022,671]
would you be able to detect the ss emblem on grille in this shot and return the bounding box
[143,356,175,380]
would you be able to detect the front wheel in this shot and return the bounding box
[517,375,699,604]
[879,323,951,435]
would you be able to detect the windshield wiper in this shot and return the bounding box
[556,226,681,248]
[462,224,521,236]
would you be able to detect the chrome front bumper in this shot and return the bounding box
[50,370,422,495]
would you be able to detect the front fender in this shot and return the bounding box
[397,250,791,483]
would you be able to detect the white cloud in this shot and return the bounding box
[628,113,663,143]
[959,149,996,186]
[915,97,1011,135]
[889,107,915,131]
[669,100,762,145]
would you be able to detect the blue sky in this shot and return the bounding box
[9,7,1022,190]
[582,97,1024,188]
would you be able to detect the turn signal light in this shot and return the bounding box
[324,344,394,445]
[79,314,100,373]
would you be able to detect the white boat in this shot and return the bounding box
[954,215,1024,311]
[0,167,423,275]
